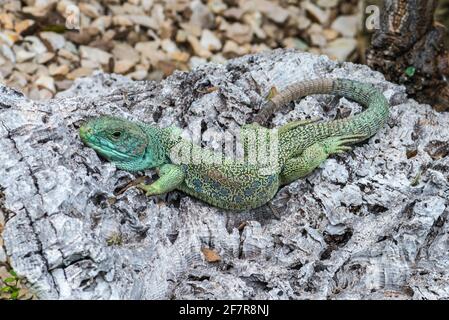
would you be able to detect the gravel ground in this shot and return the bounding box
[0,0,361,100]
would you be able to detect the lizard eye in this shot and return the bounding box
[111,131,122,139]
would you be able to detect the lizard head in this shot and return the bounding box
[79,116,165,171]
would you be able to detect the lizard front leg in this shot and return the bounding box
[280,134,365,185]
[137,164,185,196]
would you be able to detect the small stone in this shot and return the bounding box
[248,0,290,24]
[331,15,359,37]
[190,0,214,29]
[0,61,13,78]
[175,30,188,43]
[223,7,245,20]
[114,60,134,74]
[14,19,36,35]
[35,75,55,93]
[0,13,14,30]
[210,53,227,64]
[302,1,330,25]
[127,69,148,80]
[324,38,357,61]
[15,62,38,74]
[112,15,133,27]
[208,0,227,14]
[79,3,101,18]
[80,45,112,65]
[65,30,93,45]
[66,67,93,80]
[22,5,52,18]
[222,40,248,57]
[323,28,339,41]
[128,15,158,29]
[49,64,70,76]
[169,51,190,63]
[310,33,327,47]
[36,52,55,64]
[0,44,15,63]
[91,16,112,33]
[0,31,21,46]
[243,12,265,39]
[297,16,312,30]
[15,49,36,63]
[317,0,338,8]
[57,49,78,62]
[200,29,222,51]
[161,39,178,54]
[113,43,140,64]
[38,88,54,100]
[187,35,212,58]
[142,0,154,11]
[24,36,47,55]
[225,23,252,45]
[55,79,74,91]
[180,23,202,38]
[40,32,66,51]
[282,37,309,51]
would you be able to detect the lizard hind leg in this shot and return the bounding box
[280,134,366,185]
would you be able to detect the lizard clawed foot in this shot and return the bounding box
[324,134,367,155]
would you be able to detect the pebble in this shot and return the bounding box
[0,30,21,46]
[49,64,70,76]
[114,60,134,74]
[200,29,222,51]
[80,45,112,65]
[35,75,56,93]
[225,22,253,45]
[15,49,36,63]
[66,67,93,80]
[0,44,15,63]
[39,32,66,51]
[127,69,148,80]
[317,0,339,8]
[188,35,212,58]
[324,38,357,61]
[79,2,101,18]
[331,15,359,37]
[302,1,330,25]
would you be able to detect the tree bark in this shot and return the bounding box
[367,0,449,111]
[1,50,449,299]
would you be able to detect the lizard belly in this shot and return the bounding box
[177,164,280,211]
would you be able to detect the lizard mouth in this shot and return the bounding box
[79,125,131,161]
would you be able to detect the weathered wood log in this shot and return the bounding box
[0,50,448,299]
[367,0,449,111]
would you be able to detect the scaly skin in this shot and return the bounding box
[79,78,389,211]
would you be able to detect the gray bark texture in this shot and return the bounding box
[0,49,448,299]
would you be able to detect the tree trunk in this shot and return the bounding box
[1,50,449,299]
[367,0,449,111]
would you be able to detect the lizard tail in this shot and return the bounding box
[255,78,389,139]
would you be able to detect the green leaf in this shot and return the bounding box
[1,286,12,292]
[405,66,416,77]
[9,270,17,277]
[10,290,19,299]
[4,277,16,283]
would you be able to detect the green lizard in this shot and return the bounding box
[79,78,389,211]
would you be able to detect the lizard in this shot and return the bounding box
[79,78,389,211]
